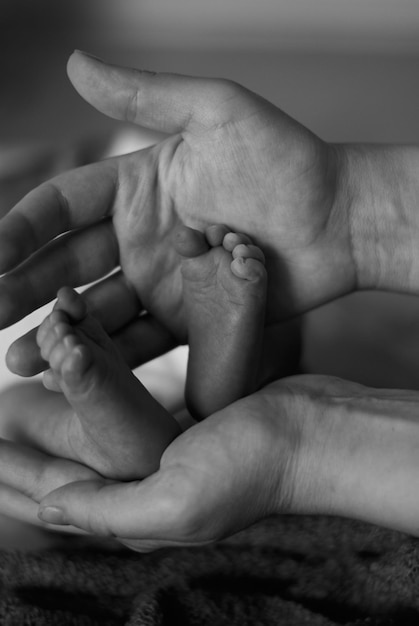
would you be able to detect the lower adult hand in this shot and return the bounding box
[3,375,419,550]
[0,380,300,547]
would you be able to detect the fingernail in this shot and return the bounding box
[38,506,67,525]
[73,49,104,63]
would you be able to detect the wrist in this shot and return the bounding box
[277,375,419,536]
[272,376,343,518]
[263,377,344,518]
[337,143,419,293]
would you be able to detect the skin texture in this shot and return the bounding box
[0,51,356,379]
[36,288,181,480]
[1,53,419,548]
[3,375,419,549]
[176,225,267,419]
[33,227,268,478]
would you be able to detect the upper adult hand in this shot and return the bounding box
[0,50,356,376]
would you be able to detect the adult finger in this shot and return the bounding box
[0,437,101,535]
[37,414,231,542]
[67,50,254,134]
[37,411,230,543]
[5,271,138,375]
[38,468,205,549]
[6,275,178,376]
[110,314,179,370]
[0,438,100,502]
[37,450,271,551]
[0,219,118,329]
[37,394,291,548]
[0,158,118,275]
[6,313,177,376]
[0,439,100,534]
[83,271,141,323]
[0,484,86,535]
[81,270,178,356]
[0,484,46,527]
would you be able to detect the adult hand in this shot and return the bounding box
[0,50,355,376]
[0,379,301,547]
[2,375,419,549]
[0,386,101,534]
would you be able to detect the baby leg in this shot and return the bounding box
[174,225,267,420]
[36,287,181,479]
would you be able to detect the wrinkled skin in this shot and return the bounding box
[0,52,354,376]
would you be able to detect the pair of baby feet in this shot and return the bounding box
[37,224,267,480]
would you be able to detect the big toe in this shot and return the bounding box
[60,343,94,389]
[232,243,265,265]
[231,256,267,283]
[230,241,266,283]
[223,231,253,252]
[174,226,209,258]
[54,287,87,322]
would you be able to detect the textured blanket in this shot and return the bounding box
[0,515,418,625]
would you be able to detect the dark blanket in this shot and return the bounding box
[0,515,418,625]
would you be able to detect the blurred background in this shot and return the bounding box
[2,0,419,143]
[1,0,419,396]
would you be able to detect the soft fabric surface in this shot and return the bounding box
[0,515,418,625]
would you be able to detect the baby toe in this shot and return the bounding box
[55,287,87,322]
[231,256,267,283]
[49,337,77,373]
[42,368,62,392]
[223,231,253,252]
[174,225,209,258]
[53,320,73,341]
[37,310,67,346]
[61,344,92,385]
[232,243,265,265]
[36,316,53,347]
[205,224,230,247]
[38,324,68,362]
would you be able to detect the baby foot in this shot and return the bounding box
[36,287,181,480]
[174,224,267,420]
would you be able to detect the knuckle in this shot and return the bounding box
[41,181,71,233]
[29,460,52,501]
[190,78,246,129]
[125,86,141,124]
[212,77,243,100]
[124,69,159,124]
[211,79,246,112]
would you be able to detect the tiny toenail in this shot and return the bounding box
[63,335,76,349]
[72,345,85,361]
[54,323,67,338]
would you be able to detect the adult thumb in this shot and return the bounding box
[37,467,201,545]
[67,50,253,134]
